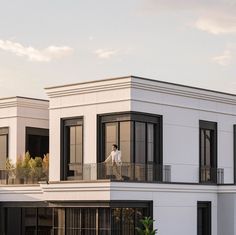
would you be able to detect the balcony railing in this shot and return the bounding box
[68,162,170,182]
[0,167,49,185]
[200,166,224,184]
[0,163,226,185]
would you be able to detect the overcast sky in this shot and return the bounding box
[0,0,236,98]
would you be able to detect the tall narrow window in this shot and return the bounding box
[105,123,118,160]
[62,118,83,180]
[25,127,49,157]
[0,127,8,169]
[234,125,236,184]
[197,202,211,235]
[135,122,146,164]
[199,121,217,183]
[120,121,133,163]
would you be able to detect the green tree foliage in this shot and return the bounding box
[136,217,157,235]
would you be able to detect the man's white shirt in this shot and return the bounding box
[105,150,122,164]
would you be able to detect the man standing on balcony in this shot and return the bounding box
[104,144,123,180]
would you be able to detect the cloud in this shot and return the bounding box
[94,49,119,59]
[140,0,236,35]
[212,43,236,66]
[195,13,236,35]
[0,40,73,62]
[212,50,232,66]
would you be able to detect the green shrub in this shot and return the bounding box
[136,217,157,235]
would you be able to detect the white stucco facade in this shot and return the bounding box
[0,96,49,164]
[1,76,236,235]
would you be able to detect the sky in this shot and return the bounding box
[0,0,236,98]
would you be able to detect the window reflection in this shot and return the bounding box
[0,134,7,169]
[120,122,133,163]
[3,205,150,235]
[135,122,146,164]
[105,123,118,159]
[199,121,217,183]
[63,118,83,180]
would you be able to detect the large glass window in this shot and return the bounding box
[62,118,83,180]
[199,121,217,183]
[4,207,53,235]
[197,202,211,235]
[54,208,65,234]
[1,203,151,235]
[98,112,162,181]
[21,208,37,235]
[0,127,8,169]
[25,127,49,157]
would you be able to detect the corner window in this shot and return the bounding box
[0,127,8,168]
[98,112,162,181]
[199,121,217,183]
[25,127,49,157]
[62,118,83,180]
[197,201,211,235]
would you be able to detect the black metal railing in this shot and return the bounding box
[67,162,170,182]
[0,163,226,185]
[200,166,217,184]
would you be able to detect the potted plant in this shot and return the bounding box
[136,216,157,235]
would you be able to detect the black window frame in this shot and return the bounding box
[0,127,9,168]
[61,117,84,180]
[234,125,236,184]
[97,111,163,172]
[1,200,152,235]
[197,201,211,235]
[199,120,217,184]
[25,127,49,157]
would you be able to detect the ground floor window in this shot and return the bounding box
[197,201,211,235]
[0,201,152,235]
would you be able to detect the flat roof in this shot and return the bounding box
[45,75,236,98]
[0,96,49,102]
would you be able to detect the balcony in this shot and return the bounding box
[68,162,170,182]
[0,162,226,185]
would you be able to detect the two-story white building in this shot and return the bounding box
[1,76,236,235]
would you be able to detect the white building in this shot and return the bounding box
[1,76,236,235]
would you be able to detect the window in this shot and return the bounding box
[25,127,49,157]
[197,202,211,235]
[2,202,151,235]
[199,121,217,183]
[62,118,83,180]
[0,127,8,169]
[98,112,162,181]
[4,207,53,235]
[234,125,236,184]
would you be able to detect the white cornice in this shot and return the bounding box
[131,80,236,105]
[0,97,49,110]
[45,76,236,106]
[45,80,132,98]
[1,183,236,201]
